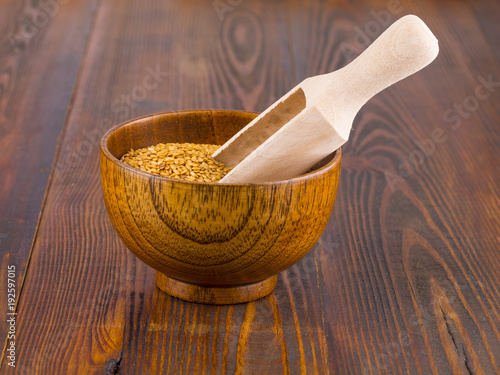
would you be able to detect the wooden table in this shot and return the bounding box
[1,0,499,373]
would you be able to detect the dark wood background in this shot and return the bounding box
[1,0,499,373]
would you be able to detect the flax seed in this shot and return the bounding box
[120,142,232,182]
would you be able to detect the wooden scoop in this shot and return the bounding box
[212,15,439,183]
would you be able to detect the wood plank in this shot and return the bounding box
[3,0,334,373]
[4,0,500,373]
[0,0,98,350]
[288,0,500,373]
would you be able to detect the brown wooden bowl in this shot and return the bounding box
[100,110,341,304]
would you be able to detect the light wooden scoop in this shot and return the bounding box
[212,15,439,183]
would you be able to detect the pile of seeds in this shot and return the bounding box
[120,142,232,182]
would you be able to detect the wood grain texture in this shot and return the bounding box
[101,110,340,303]
[216,14,438,184]
[289,0,500,373]
[0,0,98,347]
[2,0,334,373]
[1,0,500,373]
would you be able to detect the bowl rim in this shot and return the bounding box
[100,109,341,187]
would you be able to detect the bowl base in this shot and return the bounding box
[155,272,278,304]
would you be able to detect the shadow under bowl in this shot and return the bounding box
[100,110,341,304]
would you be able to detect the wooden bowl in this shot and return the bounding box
[100,110,341,304]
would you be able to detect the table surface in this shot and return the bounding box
[1,0,500,373]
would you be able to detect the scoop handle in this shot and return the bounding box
[327,15,439,113]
